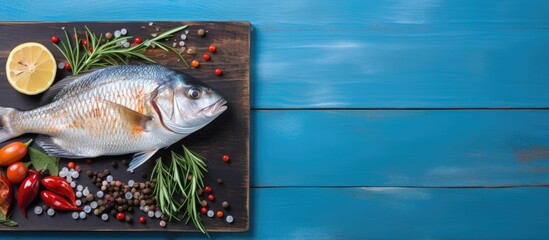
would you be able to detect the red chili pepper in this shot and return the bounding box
[41,176,77,206]
[40,190,81,211]
[17,169,42,218]
[0,172,13,218]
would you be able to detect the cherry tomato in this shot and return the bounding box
[116,212,125,221]
[0,140,31,167]
[134,37,142,44]
[207,194,215,201]
[67,161,75,169]
[204,186,212,193]
[82,39,88,46]
[200,207,207,214]
[89,47,93,53]
[202,53,210,61]
[208,44,216,53]
[214,68,223,76]
[139,216,146,223]
[64,63,71,70]
[51,36,59,44]
[216,210,224,218]
[191,59,200,68]
[7,162,28,184]
[222,154,230,162]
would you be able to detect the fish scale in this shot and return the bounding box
[0,65,227,172]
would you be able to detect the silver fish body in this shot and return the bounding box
[0,65,227,171]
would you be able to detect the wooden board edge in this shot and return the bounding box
[0,21,252,232]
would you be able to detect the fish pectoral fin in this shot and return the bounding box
[128,149,158,172]
[102,100,153,132]
[36,135,82,158]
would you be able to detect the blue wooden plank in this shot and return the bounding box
[251,29,549,108]
[253,110,549,187]
[1,187,548,239]
[2,0,548,29]
[0,0,548,108]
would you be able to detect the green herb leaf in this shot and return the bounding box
[0,208,17,227]
[55,25,189,75]
[28,147,60,176]
[150,146,208,236]
[0,219,18,227]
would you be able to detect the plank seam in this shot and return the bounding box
[252,107,549,111]
[252,185,549,189]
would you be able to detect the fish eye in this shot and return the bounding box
[187,87,202,99]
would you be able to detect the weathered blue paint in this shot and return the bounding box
[1,0,549,239]
[253,110,549,187]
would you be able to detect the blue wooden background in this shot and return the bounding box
[1,0,549,239]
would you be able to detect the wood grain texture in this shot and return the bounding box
[253,110,549,187]
[1,187,549,239]
[0,22,250,232]
[1,0,548,108]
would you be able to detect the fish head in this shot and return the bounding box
[153,72,227,134]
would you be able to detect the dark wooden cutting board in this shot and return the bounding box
[0,21,250,232]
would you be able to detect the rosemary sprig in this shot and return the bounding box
[53,25,189,75]
[151,146,208,235]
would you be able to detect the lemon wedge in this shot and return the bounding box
[5,42,57,95]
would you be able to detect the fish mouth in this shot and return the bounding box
[202,98,227,117]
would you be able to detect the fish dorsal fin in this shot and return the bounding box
[40,68,111,105]
[39,74,83,105]
[102,100,153,132]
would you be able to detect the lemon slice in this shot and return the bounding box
[5,42,57,95]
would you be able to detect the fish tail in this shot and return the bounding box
[0,107,20,143]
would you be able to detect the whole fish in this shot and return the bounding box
[0,65,227,172]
